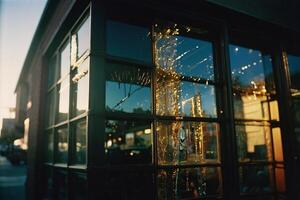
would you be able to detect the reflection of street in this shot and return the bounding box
[0,156,26,200]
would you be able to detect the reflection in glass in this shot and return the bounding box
[105,63,151,114]
[60,42,70,79]
[157,121,219,165]
[56,127,68,163]
[72,58,89,116]
[106,20,152,63]
[230,45,277,120]
[74,121,87,165]
[287,55,300,92]
[157,167,222,199]
[239,165,273,194]
[275,167,286,192]
[57,78,69,122]
[156,79,217,117]
[236,124,272,161]
[46,131,53,162]
[272,128,283,162]
[154,23,215,81]
[46,90,55,127]
[105,120,152,164]
[48,56,57,87]
[73,16,90,60]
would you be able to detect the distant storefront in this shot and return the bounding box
[15,0,300,199]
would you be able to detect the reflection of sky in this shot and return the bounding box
[106,21,152,63]
[77,16,90,58]
[157,36,214,80]
[60,43,70,78]
[229,45,273,87]
[181,82,216,117]
[106,81,151,113]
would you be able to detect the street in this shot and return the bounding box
[0,155,26,200]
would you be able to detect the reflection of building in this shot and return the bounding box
[15,0,300,199]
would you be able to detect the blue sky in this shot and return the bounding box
[0,0,46,130]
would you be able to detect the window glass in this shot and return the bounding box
[46,131,54,163]
[76,16,90,59]
[106,20,152,63]
[154,24,215,81]
[72,58,89,116]
[56,127,68,163]
[239,165,273,194]
[236,124,272,162]
[272,128,283,162]
[48,56,57,87]
[46,90,56,127]
[105,120,152,164]
[105,63,151,114]
[74,120,87,165]
[157,121,219,165]
[275,167,286,192]
[230,45,276,120]
[157,167,222,199]
[60,42,70,79]
[156,80,217,117]
[287,55,300,92]
[57,78,69,122]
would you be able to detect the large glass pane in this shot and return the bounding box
[275,167,286,192]
[60,42,70,79]
[106,20,152,63]
[272,128,284,162]
[56,127,68,164]
[57,78,69,122]
[157,167,222,199]
[74,120,87,165]
[75,16,90,59]
[45,90,55,127]
[236,124,272,162]
[42,167,53,199]
[157,121,219,165]
[46,131,54,163]
[105,120,152,164]
[72,58,89,116]
[230,45,276,120]
[154,23,215,81]
[48,56,57,87]
[156,80,217,117]
[239,165,273,194]
[287,55,300,92]
[105,63,151,114]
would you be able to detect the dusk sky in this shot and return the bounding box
[0,0,46,130]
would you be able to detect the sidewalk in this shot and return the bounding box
[0,155,26,200]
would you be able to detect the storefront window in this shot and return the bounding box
[104,120,152,164]
[105,62,151,114]
[157,167,222,199]
[106,20,152,63]
[154,23,217,118]
[73,120,87,165]
[55,127,68,164]
[230,45,276,120]
[57,78,69,122]
[72,58,89,116]
[236,123,272,162]
[60,42,70,80]
[157,121,219,165]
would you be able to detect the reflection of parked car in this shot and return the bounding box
[7,147,27,165]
